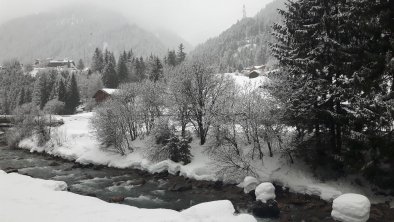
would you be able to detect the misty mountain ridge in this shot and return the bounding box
[0,4,191,64]
[191,0,285,71]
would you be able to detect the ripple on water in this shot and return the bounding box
[125,195,166,205]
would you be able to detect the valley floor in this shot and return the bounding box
[18,110,394,208]
[14,74,393,220]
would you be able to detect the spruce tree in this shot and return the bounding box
[135,57,146,81]
[91,48,104,73]
[77,59,85,70]
[166,50,177,66]
[176,43,186,64]
[102,57,118,88]
[65,74,80,114]
[58,79,67,102]
[117,51,128,83]
[18,88,25,106]
[148,56,163,82]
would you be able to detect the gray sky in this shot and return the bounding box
[0,0,273,45]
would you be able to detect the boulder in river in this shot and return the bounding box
[251,199,280,218]
[331,193,370,222]
[255,182,276,203]
[109,196,125,203]
[4,167,18,173]
[168,183,192,192]
[241,176,259,194]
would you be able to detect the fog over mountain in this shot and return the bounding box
[0,0,274,46]
[0,4,191,64]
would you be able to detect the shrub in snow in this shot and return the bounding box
[43,99,65,115]
[149,118,192,164]
[211,143,257,182]
[331,193,370,222]
[242,176,259,194]
[255,182,276,203]
[91,87,144,155]
[6,103,50,147]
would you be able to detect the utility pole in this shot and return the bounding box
[243,4,246,19]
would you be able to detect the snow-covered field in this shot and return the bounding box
[18,74,393,207]
[0,170,256,222]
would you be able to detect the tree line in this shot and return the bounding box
[270,0,393,188]
[91,43,187,88]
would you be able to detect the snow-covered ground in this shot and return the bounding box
[0,170,256,222]
[18,73,393,206]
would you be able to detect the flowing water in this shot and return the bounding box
[0,142,273,221]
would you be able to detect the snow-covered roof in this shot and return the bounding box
[253,65,265,70]
[101,88,118,95]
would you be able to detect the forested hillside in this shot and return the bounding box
[191,0,285,71]
[0,4,190,64]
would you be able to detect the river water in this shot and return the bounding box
[0,142,273,221]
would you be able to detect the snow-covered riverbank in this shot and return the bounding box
[0,170,255,222]
[18,74,393,207]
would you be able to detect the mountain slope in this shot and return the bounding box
[191,0,285,71]
[0,4,189,64]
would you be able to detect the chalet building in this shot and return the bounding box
[47,59,76,69]
[29,58,78,77]
[93,88,118,103]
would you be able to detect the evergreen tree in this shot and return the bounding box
[18,88,25,106]
[166,50,177,66]
[176,43,186,64]
[65,74,80,114]
[77,59,85,70]
[102,57,118,88]
[271,0,394,170]
[32,73,49,109]
[58,79,67,102]
[147,56,163,82]
[117,51,128,83]
[135,57,146,81]
[91,48,104,73]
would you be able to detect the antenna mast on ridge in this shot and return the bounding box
[243,4,246,19]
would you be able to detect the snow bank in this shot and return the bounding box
[0,171,256,222]
[240,176,259,194]
[17,104,393,204]
[18,112,216,182]
[255,183,276,203]
[331,194,370,222]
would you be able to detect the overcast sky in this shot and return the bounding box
[0,0,273,45]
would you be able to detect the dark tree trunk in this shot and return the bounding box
[335,101,342,154]
[267,141,273,157]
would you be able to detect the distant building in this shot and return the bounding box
[242,64,266,79]
[92,88,118,103]
[47,59,76,69]
[29,58,77,77]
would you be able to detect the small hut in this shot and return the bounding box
[92,88,118,103]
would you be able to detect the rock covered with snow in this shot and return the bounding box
[331,193,370,222]
[242,176,259,194]
[255,182,276,203]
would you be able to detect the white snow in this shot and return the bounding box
[0,171,256,222]
[255,183,276,203]
[17,72,394,205]
[331,193,370,222]
[101,88,118,95]
[240,176,259,194]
